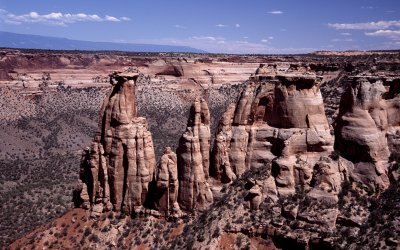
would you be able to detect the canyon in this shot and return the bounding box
[1,48,400,249]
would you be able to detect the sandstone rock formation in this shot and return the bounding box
[245,176,278,210]
[75,66,399,237]
[78,142,111,215]
[334,76,400,191]
[207,65,389,236]
[307,156,346,203]
[77,72,157,216]
[155,147,181,217]
[149,59,184,77]
[213,65,334,197]
[244,179,263,210]
[211,103,237,182]
[177,98,213,211]
[70,60,400,249]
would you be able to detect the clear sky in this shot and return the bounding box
[0,0,399,53]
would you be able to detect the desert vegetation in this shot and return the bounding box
[0,86,107,247]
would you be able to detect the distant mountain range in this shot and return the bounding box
[0,31,206,53]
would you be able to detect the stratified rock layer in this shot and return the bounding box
[177,98,213,211]
[77,72,156,216]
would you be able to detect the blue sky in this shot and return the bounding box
[0,0,399,53]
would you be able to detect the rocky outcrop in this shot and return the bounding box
[245,176,278,210]
[74,66,399,241]
[76,73,218,216]
[207,65,381,236]
[71,66,400,250]
[213,65,334,197]
[334,76,400,191]
[78,142,111,214]
[150,59,184,77]
[77,72,157,216]
[307,156,346,203]
[222,70,398,237]
[76,73,216,216]
[211,103,237,182]
[177,98,213,211]
[244,179,263,210]
[155,147,181,217]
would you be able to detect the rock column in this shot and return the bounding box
[177,98,213,211]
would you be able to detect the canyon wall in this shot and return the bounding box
[3,49,400,249]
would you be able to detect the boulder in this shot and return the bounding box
[245,181,263,210]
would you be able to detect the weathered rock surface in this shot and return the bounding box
[334,76,400,191]
[177,98,213,211]
[214,65,334,198]
[155,147,181,217]
[244,179,263,210]
[211,103,237,182]
[245,177,278,210]
[77,72,157,215]
[209,66,384,236]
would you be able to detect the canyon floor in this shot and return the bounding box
[0,49,399,249]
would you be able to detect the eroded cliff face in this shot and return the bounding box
[77,72,157,216]
[212,65,335,198]
[334,76,400,191]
